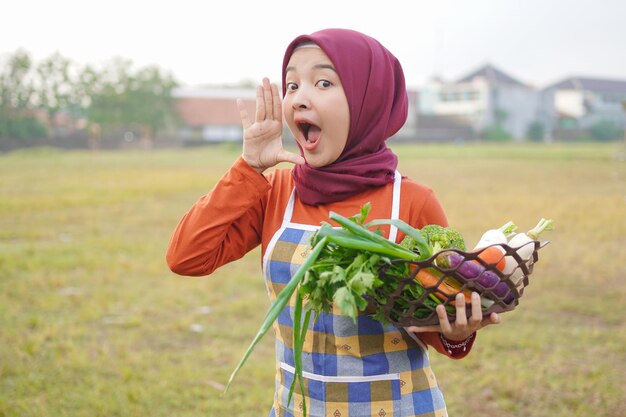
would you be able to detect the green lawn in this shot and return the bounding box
[1,142,625,417]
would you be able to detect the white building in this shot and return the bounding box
[542,77,626,130]
[419,64,545,140]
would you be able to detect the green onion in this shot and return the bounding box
[223,236,329,394]
[287,290,311,413]
[366,218,432,259]
[330,211,410,252]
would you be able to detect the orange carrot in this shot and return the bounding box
[475,246,506,270]
[415,268,472,304]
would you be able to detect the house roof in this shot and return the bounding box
[173,87,267,126]
[175,96,255,126]
[455,64,527,87]
[172,87,256,100]
[543,77,626,94]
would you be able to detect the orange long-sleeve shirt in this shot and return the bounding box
[166,156,475,358]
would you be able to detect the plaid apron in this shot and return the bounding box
[263,173,448,417]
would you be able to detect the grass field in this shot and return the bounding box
[1,142,625,417]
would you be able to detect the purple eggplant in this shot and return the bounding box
[436,251,513,303]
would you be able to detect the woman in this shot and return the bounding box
[166,28,499,417]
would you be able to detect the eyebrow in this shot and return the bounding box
[285,64,338,74]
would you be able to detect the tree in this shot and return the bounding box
[526,121,545,142]
[84,58,179,146]
[0,49,47,142]
[124,65,179,141]
[0,49,35,110]
[34,52,77,137]
[482,108,512,142]
[0,49,180,149]
[589,120,621,142]
[84,58,131,127]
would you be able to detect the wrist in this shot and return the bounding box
[439,332,475,355]
[240,155,266,174]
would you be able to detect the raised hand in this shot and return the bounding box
[239,78,305,173]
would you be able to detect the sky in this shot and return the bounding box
[2,0,625,90]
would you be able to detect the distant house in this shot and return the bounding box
[172,87,256,143]
[541,77,626,131]
[391,89,423,141]
[172,73,626,145]
[418,64,545,140]
[173,86,424,143]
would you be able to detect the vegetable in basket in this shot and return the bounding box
[473,221,518,270]
[410,223,467,252]
[435,251,513,303]
[504,218,554,284]
[414,267,473,304]
[434,218,553,303]
[400,223,476,305]
[474,221,518,249]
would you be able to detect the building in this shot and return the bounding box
[172,87,256,143]
[173,86,425,144]
[172,73,626,144]
[418,64,546,140]
[541,77,626,134]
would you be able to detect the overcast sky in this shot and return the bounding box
[2,0,625,89]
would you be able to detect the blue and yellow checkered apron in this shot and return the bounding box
[263,174,448,417]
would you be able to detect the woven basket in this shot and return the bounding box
[368,241,549,326]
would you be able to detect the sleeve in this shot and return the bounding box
[414,188,448,228]
[165,156,271,277]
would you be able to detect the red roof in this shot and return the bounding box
[175,97,256,126]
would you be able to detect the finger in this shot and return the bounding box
[480,312,501,328]
[271,82,282,121]
[255,85,265,122]
[436,304,452,334]
[263,78,274,120]
[454,293,467,328]
[237,99,252,129]
[405,325,441,333]
[491,312,501,323]
[469,292,483,327]
[277,150,306,166]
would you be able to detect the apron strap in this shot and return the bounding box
[283,189,297,224]
[388,170,402,243]
[283,170,402,242]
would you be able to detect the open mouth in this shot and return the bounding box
[298,121,321,145]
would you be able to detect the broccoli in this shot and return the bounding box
[401,224,466,255]
[421,224,466,252]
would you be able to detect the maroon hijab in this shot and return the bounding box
[282,28,408,206]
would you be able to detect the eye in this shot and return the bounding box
[286,82,298,92]
[316,79,332,89]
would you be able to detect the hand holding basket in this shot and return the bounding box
[371,241,549,326]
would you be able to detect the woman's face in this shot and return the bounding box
[283,46,350,168]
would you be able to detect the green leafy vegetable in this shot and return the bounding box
[403,224,466,253]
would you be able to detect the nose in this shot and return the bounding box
[291,88,311,110]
